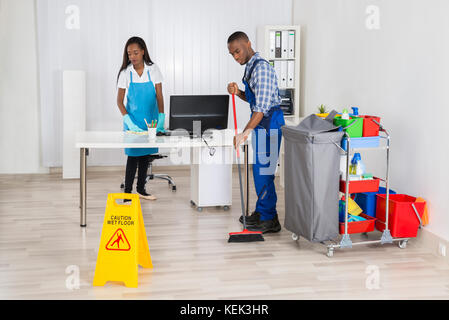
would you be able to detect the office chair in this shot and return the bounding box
[120,154,176,192]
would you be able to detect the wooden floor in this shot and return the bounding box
[1,167,449,300]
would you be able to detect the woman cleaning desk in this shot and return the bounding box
[116,36,165,201]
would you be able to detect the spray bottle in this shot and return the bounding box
[349,153,366,176]
[350,107,359,117]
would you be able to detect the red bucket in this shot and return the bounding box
[361,115,381,137]
[375,194,426,238]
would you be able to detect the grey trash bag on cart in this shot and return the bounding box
[281,112,344,242]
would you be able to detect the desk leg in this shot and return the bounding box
[244,144,249,217]
[80,148,87,227]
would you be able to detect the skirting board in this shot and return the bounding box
[415,228,449,263]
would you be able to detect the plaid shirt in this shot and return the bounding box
[244,52,281,115]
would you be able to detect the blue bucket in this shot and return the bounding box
[354,187,396,218]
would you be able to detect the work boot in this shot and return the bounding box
[137,189,157,201]
[247,215,281,234]
[239,211,261,226]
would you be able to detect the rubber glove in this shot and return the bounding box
[123,114,143,132]
[156,113,165,133]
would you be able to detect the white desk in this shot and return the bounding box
[75,130,250,227]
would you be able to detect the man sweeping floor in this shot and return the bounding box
[227,31,285,234]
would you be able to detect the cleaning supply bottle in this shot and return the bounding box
[349,153,366,176]
[350,107,359,116]
[356,155,366,176]
[341,108,350,120]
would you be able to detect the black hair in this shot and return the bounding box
[227,31,249,44]
[117,36,154,83]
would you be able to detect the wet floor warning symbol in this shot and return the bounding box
[105,228,130,251]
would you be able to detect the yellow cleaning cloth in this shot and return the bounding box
[348,197,363,216]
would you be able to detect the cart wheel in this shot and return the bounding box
[326,248,334,258]
[398,240,408,249]
[172,185,177,192]
[120,183,124,190]
[197,207,203,212]
[291,233,299,241]
[223,206,230,211]
[190,200,195,207]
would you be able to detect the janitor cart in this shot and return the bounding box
[321,121,421,257]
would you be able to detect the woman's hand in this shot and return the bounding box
[123,114,143,132]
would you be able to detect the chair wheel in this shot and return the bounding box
[172,185,176,191]
[292,233,299,241]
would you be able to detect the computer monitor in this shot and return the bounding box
[169,95,229,134]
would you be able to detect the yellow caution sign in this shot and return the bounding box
[93,193,152,288]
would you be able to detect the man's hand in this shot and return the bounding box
[233,129,251,150]
[227,82,239,95]
[227,82,247,101]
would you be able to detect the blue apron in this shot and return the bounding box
[123,70,159,156]
[242,59,285,221]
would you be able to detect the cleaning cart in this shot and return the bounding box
[283,113,424,257]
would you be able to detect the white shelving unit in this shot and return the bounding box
[257,25,302,184]
[257,25,301,121]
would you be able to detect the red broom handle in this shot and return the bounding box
[231,94,240,158]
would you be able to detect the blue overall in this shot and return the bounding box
[123,70,159,156]
[243,59,285,221]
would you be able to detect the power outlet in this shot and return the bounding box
[439,243,446,257]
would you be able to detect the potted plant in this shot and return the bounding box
[316,104,329,118]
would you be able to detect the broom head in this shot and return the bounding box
[228,229,264,242]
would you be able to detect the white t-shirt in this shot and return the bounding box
[117,62,163,90]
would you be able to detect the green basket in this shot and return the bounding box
[333,116,363,137]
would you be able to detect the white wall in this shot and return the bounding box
[36,0,154,168]
[36,0,293,167]
[0,0,45,174]
[293,0,449,241]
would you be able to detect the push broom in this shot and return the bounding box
[228,93,264,243]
